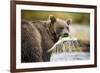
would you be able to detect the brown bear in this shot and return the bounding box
[21,15,71,62]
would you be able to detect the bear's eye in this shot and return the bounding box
[66,27,69,31]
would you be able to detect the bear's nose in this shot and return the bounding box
[63,33,69,37]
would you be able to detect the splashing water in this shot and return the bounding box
[48,37,90,61]
[48,37,82,53]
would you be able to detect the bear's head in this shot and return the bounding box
[48,15,72,41]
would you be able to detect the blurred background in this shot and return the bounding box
[21,10,90,52]
[21,10,90,25]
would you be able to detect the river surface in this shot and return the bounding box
[50,52,90,62]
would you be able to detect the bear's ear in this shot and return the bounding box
[67,19,72,25]
[49,15,56,24]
